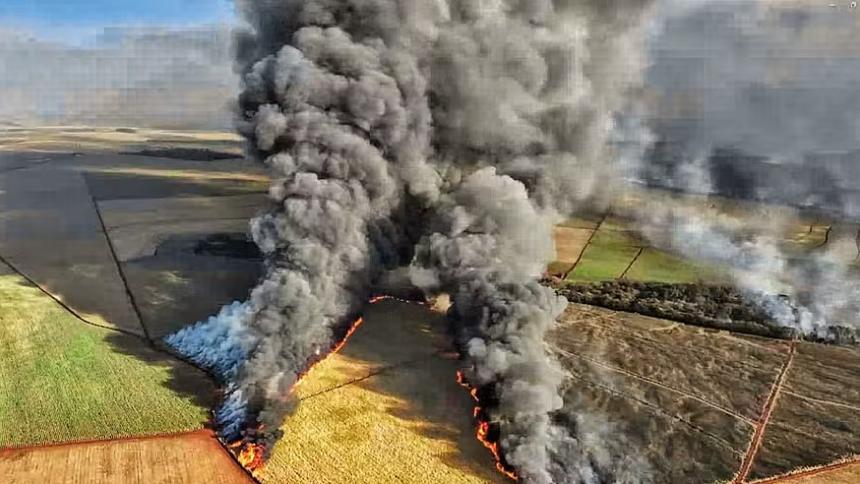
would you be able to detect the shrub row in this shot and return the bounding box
[553,280,858,345]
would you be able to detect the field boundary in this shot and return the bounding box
[0,428,212,454]
[748,454,860,483]
[88,188,152,342]
[0,255,141,338]
[298,352,447,403]
[562,210,609,280]
[733,341,797,483]
[781,389,860,413]
[619,247,645,279]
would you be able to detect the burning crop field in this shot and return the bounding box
[160,1,860,483]
[163,1,665,482]
[3,1,860,483]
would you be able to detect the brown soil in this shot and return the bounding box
[0,430,251,484]
[553,226,594,264]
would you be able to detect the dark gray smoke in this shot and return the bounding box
[168,0,436,449]
[405,2,659,482]
[168,1,660,481]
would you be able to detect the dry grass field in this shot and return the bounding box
[749,343,860,480]
[549,303,860,483]
[0,430,251,484]
[259,299,506,484]
[0,126,244,156]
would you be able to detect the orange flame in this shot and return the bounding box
[369,294,427,306]
[236,443,265,475]
[290,316,365,393]
[227,296,414,476]
[333,317,364,354]
[455,370,518,481]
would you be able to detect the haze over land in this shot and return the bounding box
[2,1,860,484]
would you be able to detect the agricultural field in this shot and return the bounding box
[0,430,250,484]
[551,303,860,483]
[0,126,244,158]
[260,298,506,484]
[0,128,265,481]
[0,261,214,447]
[2,127,858,483]
[549,189,859,286]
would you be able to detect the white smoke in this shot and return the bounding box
[627,1,860,340]
[0,25,235,128]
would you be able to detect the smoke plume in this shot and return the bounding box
[169,0,436,451]
[632,202,860,340]
[626,2,860,340]
[168,0,660,481]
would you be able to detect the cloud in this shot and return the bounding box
[0,24,236,129]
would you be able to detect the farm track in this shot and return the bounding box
[781,390,860,413]
[734,341,798,483]
[619,246,645,279]
[0,428,211,453]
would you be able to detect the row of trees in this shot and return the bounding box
[553,280,858,345]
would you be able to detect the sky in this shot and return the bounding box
[0,0,858,142]
[0,0,235,25]
[0,1,238,128]
[0,0,235,44]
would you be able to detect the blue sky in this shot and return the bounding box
[0,0,235,25]
[0,0,235,44]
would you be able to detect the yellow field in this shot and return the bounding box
[258,299,506,484]
[0,430,250,484]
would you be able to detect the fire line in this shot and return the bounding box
[456,370,519,481]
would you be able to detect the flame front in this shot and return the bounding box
[224,296,422,476]
[455,371,518,481]
[236,442,265,474]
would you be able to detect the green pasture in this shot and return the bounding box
[0,264,212,447]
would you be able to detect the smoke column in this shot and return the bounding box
[168,1,660,481]
[167,0,437,451]
[408,2,658,482]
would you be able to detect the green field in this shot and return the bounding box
[565,228,727,284]
[624,248,723,284]
[566,229,642,282]
[0,263,213,447]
